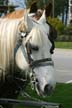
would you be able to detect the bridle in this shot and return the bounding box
[14,15,55,74]
[14,23,54,92]
[19,36,54,69]
[20,39,54,91]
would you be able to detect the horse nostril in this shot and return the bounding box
[44,84,53,95]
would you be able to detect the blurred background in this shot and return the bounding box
[0,0,72,46]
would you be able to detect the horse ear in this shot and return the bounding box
[29,1,37,13]
[24,10,33,32]
[38,10,46,24]
[45,2,53,17]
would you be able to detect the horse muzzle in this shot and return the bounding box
[35,82,54,97]
[44,84,53,96]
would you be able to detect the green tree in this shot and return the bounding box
[0,0,3,5]
[38,0,49,8]
[0,0,8,5]
[65,0,69,25]
[54,0,69,24]
[26,0,50,8]
[26,0,38,8]
[54,0,66,16]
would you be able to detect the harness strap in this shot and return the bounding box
[30,58,54,69]
[14,38,22,57]
[21,45,28,63]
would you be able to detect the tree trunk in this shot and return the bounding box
[65,0,69,25]
[62,7,64,23]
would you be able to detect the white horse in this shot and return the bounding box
[0,9,56,97]
[15,10,56,96]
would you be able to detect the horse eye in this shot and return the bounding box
[31,45,39,51]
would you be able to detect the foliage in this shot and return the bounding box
[52,0,69,24]
[26,0,50,8]
[0,0,8,5]
[0,0,3,5]
[27,0,68,17]
[37,0,50,8]
[54,0,68,17]
[26,0,38,8]
[64,24,72,35]
[48,17,65,34]
[55,42,72,49]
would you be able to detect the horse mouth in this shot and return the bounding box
[35,84,46,97]
[35,84,54,97]
[36,89,48,97]
[36,88,44,97]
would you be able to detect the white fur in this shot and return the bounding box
[37,10,46,24]
[37,10,50,36]
[24,10,33,32]
[16,24,56,94]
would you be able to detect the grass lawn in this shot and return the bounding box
[14,83,72,108]
[55,42,72,49]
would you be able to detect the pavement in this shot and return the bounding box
[54,48,72,57]
[52,48,72,83]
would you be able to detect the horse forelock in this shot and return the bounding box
[24,25,51,51]
[24,26,43,47]
[0,18,22,79]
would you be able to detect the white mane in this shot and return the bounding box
[0,11,34,79]
[0,18,25,78]
[25,25,51,50]
[24,26,42,46]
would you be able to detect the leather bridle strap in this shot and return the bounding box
[20,43,54,69]
[25,43,54,69]
[30,58,54,69]
[21,44,54,69]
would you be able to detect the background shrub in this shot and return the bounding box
[64,24,72,35]
[47,17,65,35]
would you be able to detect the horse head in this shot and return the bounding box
[15,11,56,96]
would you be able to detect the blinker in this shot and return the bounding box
[26,43,39,53]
